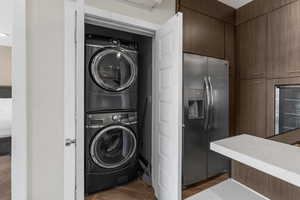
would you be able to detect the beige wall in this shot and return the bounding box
[27,0,64,199]
[85,0,176,24]
[0,46,12,86]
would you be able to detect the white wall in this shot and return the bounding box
[0,46,11,86]
[26,0,65,199]
[24,0,176,200]
[85,0,176,24]
[0,0,13,46]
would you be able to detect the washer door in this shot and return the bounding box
[90,125,137,169]
[90,48,137,92]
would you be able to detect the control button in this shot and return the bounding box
[112,115,120,121]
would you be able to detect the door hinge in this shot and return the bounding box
[65,138,76,146]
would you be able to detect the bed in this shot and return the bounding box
[0,86,12,155]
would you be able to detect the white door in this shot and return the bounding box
[64,1,78,199]
[153,13,183,200]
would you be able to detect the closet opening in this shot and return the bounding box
[84,22,155,199]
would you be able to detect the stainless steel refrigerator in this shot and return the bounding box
[182,53,229,187]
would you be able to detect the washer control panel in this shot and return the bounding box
[86,112,137,129]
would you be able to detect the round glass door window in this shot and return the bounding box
[91,48,137,92]
[90,125,137,169]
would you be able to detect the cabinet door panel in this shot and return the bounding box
[236,0,298,25]
[225,24,235,76]
[225,24,236,136]
[271,0,298,10]
[232,161,269,195]
[268,1,300,78]
[181,7,225,59]
[236,0,270,25]
[237,79,266,138]
[232,161,300,200]
[237,16,267,80]
[180,0,235,24]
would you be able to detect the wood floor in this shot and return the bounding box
[0,156,228,200]
[85,179,155,200]
[0,156,11,200]
[182,173,229,199]
[86,173,229,200]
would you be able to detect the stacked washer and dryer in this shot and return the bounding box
[85,35,141,194]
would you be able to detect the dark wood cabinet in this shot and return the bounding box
[237,79,266,138]
[232,161,268,195]
[270,0,298,10]
[225,24,236,136]
[232,161,300,200]
[236,0,269,25]
[181,7,225,59]
[225,24,236,76]
[180,0,235,24]
[237,15,267,80]
[267,1,300,78]
[236,0,298,25]
[234,1,300,198]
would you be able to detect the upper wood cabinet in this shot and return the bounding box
[236,0,298,25]
[225,24,236,76]
[237,15,267,80]
[181,7,225,59]
[236,0,269,25]
[237,79,266,138]
[271,0,298,10]
[180,0,235,24]
[267,1,300,78]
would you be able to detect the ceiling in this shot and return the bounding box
[218,0,254,9]
[0,0,254,47]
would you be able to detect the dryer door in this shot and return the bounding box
[90,125,137,169]
[90,48,137,92]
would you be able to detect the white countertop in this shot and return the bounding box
[210,134,300,187]
[186,179,269,200]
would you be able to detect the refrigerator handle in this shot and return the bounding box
[208,76,214,130]
[204,76,210,131]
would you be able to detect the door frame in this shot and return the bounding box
[12,0,28,199]
[70,5,161,200]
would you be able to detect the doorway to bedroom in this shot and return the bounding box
[0,45,12,200]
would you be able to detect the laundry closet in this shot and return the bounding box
[66,3,183,199]
[84,22,153,195]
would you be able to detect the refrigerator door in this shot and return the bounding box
[207,57,229,178]
[183,53,209,186]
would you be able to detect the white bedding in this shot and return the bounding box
[0,98,12,138]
